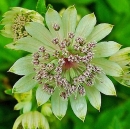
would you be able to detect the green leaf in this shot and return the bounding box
[96,0,112,23]
[36,85,51,106]
[9,55,34,75]
[95,73,116,95]
[51,88,68,120]
[85,86,101,110]
[92,58,123,77]
[36,0,47,17]
[109,117,122,129]
[94,100,130,129]
[94,41,122,58]
[70,94,87,121]
[0,0,8,13]
[13,73,37,93]
[106,0,129,14]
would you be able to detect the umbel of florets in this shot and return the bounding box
[1,7,44,41]
[3,6,124,121]
[32,41,101,99]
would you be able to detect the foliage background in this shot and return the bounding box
[0,0,130,129]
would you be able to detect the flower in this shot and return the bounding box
[12,111,49,129]
[5,6,123,121]
[0,7,44,41]
[110,47,130,87]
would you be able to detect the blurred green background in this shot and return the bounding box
[0,0,130,129]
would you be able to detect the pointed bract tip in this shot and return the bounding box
[90,13,95,18]
[5,44,10,49]
[109,24,114,28]
[80,116,86,122]
[5,43,16,49]
[56,115,63,120]
[37,102,42,107]
[96,106,101,111]
[68,5,76,10]
[111,90,116,96]
[8,68,14,73]
[47,7,54,12]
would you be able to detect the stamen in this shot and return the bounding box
[78,86,86,96]
[53,23,60,31]
[53,50,60,58]
[74,43,80,51]
[43,84,54,94]
[75,37,85,45]
[87,42,96,49]
[68,32,75,39]
[60,92,68,100]
[68,55,75,62]
[58,58,65,66]
[39,46,45,52]
[52,38,59,44]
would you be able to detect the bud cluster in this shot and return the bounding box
[12,14,31,41]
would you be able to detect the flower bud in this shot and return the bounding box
[13,111,49,129]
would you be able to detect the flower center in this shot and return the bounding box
[32,28,102,99]
[62,58,77,70]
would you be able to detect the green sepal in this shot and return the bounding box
[4,89,13,95]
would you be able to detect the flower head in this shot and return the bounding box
[6,6,123,121]
[13,111,49,129]
[110,47,130,87]
[1,7,44,41]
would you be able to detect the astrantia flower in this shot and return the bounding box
[6,6,123,121]
[13,111,49,129]
[110,47,130,87]
[1,7,44,41]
